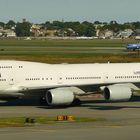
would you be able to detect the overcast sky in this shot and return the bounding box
[0,0,139,23]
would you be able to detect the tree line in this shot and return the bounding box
[0,20,140,37]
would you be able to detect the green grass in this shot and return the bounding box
[0,116,106,127]
[0,39,138,47]
[0,39,139,63]
[0,53,139,64]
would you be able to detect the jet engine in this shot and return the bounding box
[103,85,132,101]
[46,88,75,106]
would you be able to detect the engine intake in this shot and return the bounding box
[46,88,75,106]
[103,85,132,101]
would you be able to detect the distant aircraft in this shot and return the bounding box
[0,60,140,106]
[126,43,140,51]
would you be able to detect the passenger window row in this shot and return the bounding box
[25,78,52,81]
[0,79,6,81]
[115,76,140,79]
[66,77,101,80]
[0,66,12,68]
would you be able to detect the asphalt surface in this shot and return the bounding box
[0,97,140,140]
[0,123,140,140]
[0,46,128,54]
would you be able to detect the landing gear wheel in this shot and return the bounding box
[39,97,49,106]
[71,98,81,106]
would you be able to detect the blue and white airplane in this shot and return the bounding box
[126,43,140,51]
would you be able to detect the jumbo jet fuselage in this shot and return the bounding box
[0,60,140,106]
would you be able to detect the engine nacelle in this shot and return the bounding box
[103,85,132,101]
[46,88,75,106]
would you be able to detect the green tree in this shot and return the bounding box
[52,21,64,29]
[45,21,52,29]
[6,20,16,29]
[15,22,31,37]
[74,23,96,37]
[94,21,102,24]
[132,22,140,29]
[0,22,5,28]
[110,20,118,25]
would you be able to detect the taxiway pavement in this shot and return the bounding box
[0,97,140,140]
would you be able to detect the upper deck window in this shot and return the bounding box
[0,66,12,69]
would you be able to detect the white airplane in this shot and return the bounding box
[0,60,140,106]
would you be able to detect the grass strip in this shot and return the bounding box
[0,116,106,127]
[0,39,138,47]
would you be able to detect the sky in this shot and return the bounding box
[0,0,140,23]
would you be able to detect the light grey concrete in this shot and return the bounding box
[0,98,140,140]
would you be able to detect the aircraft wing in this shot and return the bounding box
[2,83,140,98]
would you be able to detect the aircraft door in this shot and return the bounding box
[57,74,63,84]
[103,72,110,83]
[9,78,14,85]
